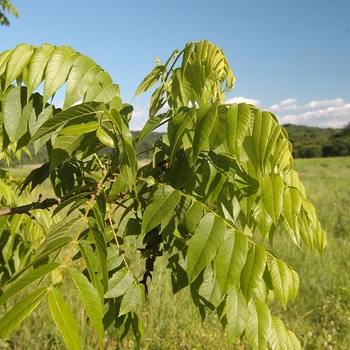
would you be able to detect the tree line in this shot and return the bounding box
[284,122,350,158]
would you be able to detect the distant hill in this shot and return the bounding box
[283,123,350,158]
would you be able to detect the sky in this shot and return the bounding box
[1,0,350,130]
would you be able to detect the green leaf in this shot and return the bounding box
[29,105,55,153]
[314,220,327,254]
[187,213,225,282]
[105,267,134,298]
[197,264,221,317]
[267,256,291,310]
[168,106,195,165]
[64,55,102,108]
[129,311,144,343]
[78,241,99,289]
[5,44,34,89]
[31,102,103,142]
[177,198,203,237]
[169,68,191,109]
[65,266,104,348]
[226,103,250,159]
[88,217,108,293]
[286,330,301,349]
[268,316,288,350]
[26,43,56,96]
[134,65,165,98]
[57,121,99,135]
[109,173,130,198]
[0,50,11,77]
[0,287,48,338]
[136,112,170,144]
[119,283,142,316]
[141,185,181,235]
[106,108,137,178]
[215,230,248,295]
[32,236,72,266]
[84,70,120,103]
[261,174,284,224]
[96,125,115,148]
[288,269,299,305]
[246,300,271,350]
[3,86,26,142]
[252,110,272,170]
[225,286,248,343]
[282,187,302,243]
[193,101,219,163]
[0,263,60,306]
[33,219,77,257]
[48,287,81,350]
[149,84,168,119]
[240,244,266,301]
[51,134,85,169]
[43,46,78,104]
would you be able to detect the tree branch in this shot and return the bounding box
[0,195,62,217]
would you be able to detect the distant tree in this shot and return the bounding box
[0,41,326,349]
[322,122,350,157]
[0,0,18,26]
[339,122,350,137]
[298,144,323,158]
[283,124,343,158]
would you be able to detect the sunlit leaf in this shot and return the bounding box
[0,263,60,306]
[119,283,142,316]
[246,300,271,350]
[134,65,165,98]
[267,256,291,309]
[3,86,26,142]
[65,266,104,348]
[31,102,103,142]
[227,103,250,159]
[268,316,288,350]
[43,46,78,104]
[64,55,102,108]
[0,287,48,338]
[48,287,80,350]
[26,43,56,96]
[261,174,284,224]
[215,229,248,295]
[187,213,225,282]
[240,244,266,301]
[193,101,219,163]
[105,267,134,298]
[225,286,248,343]
[5,44,34,89]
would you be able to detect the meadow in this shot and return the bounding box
[1,157,350,349]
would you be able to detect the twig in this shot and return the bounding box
[0,196,62,217]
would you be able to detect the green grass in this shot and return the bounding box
[1,157,350,349]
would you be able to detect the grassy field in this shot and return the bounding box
[1,157,350,349]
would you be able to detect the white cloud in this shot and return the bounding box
[270,98,299,112]
[225,96,261,107]
[269,98,345,112]
[280,98,298,106]
[278,103,350,128]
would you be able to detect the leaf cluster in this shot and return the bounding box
[0,41,326,349]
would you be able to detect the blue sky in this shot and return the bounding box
[1,0,350,130]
